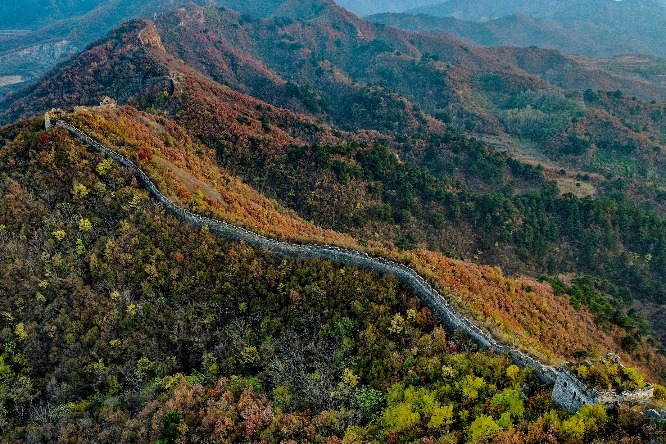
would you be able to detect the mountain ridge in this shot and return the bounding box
[389,0,666,58]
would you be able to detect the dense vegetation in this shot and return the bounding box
[68,107,666,378]
[1,111,665,444]
[2,1,666,439]
[190,105,666,319]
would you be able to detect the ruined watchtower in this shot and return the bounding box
[552,366,654,412]
[100,96,117,108]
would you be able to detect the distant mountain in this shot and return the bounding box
[0,0,101,29]
[407,0,666,22]
[0,0,218,92]
[391,0,666,57]
[334,0,441,16]
[369,11,666,58]
[2,0,665,96]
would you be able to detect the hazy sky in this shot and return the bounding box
[334,0,443,16]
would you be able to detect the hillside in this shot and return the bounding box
[3,4,666,355]
[2,111,664,444]
[2,1,666,438]
[63,105,666,373]
[0,104,660,442]
[396,0,666,58]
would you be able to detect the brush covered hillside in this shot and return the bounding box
[398,0,666,58]
[1,0,666,439]
[2,92,666,444]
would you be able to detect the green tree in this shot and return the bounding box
[468,415,501,442]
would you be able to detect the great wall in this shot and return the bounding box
[49,115,663,415]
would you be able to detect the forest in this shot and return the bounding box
[1,111,665,443]
[1,0,666,441]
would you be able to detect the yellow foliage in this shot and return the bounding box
[241,346,259,365]
[14,323,27,341]
[654,383,666,401]
[126,304,138,316]
[79,218,92,232]
[577,365,589,379]
[506,364,520,381]
[428,404,454,429]
[560,416,586,443]
[381,402,421,433]
[96,157,114,175]
[76,239,86,255]
[71,182,89,200]
[342,368,360,387]
[388,313,405,334]
[468,415,501,442]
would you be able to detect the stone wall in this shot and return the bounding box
[596,385,655,407]
[646,409,666,421]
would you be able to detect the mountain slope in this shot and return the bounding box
[67,105,666,375]
[3,111,664,444]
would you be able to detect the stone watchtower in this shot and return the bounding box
[100,96,117,108]
[552,366,655,412]
[552,368,600,411]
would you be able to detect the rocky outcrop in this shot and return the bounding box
[137,22,166,52]
[0,40,77,77]
[646,409,666,421]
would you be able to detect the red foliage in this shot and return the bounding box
[388,430,399,444]
[39,134,50,143]
[138,148,153,161]
[206,387,221,398]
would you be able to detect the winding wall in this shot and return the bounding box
[55,119,564,386]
